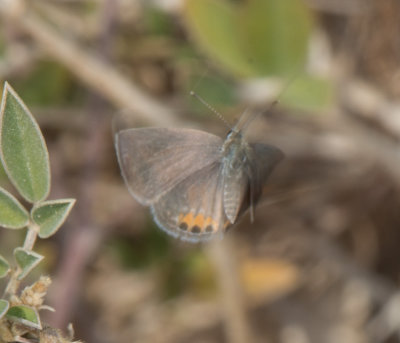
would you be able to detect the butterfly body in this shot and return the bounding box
[115,125,283,242]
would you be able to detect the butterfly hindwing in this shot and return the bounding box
[151,162,230,242]
[248,143,284,206]
[115,127,223,205]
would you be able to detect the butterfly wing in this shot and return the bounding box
[248,143,284,208]
[222,142,283,223]
[223,142,283,224]
[115,127,223,205]
[151,162,230,242]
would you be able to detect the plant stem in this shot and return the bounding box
[3,271,18,298]
[2,222,39,298]
[23,222,39,251]
[207,237,255,343]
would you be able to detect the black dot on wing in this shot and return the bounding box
[191,225,201,233]
[179,222,188,231]
[205,225,213,233]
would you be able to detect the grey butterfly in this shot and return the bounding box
[115,114,283,242]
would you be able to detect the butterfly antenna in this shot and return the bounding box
[190,91,232,129]
[237,99,279,132]
[235,107,251,132]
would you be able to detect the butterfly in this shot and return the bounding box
[115,103,283,242]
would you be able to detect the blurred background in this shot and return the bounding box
[1,0,400,342]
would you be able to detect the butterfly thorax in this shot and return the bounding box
[221,130,250,169]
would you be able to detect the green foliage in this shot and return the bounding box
[14,248,44,280]
[279,75,334,111]
[12,61,76,106]
[6,305,42,330]
[184,0,313,78]
[0,82,76,335]
[183,0,333,111]
[185,0,253,77]
[109,223,170,270]
[144,6,175,36]
[0,83,50,203]
[32,199,76,238]
[187,75,237,116]
[0,187,29,229]
[158,249,216,300]
[238,0,312,75]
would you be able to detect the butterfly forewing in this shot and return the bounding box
[115,127,223,205]
[151,162,229,242]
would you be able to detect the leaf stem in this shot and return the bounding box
[2,222,39,298]
[23,222,39,251]
[3,272,18,298]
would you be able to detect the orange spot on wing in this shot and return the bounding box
[179,213,194,227]
[178,213,219,233]
[193,214,205,228]
[205,216,213,227]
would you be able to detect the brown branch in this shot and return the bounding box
[207,237,256,343]
[0,0,178,126]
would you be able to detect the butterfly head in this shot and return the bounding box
[222,127,248,155]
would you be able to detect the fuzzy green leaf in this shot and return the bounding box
[0,299,9,319]
[0,254,10,278]
[0,187,29,229]
[14,248,43,280]
[6,305,42,329]
[0,82,50,203]
[32,199,76,238]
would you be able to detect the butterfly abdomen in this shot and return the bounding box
[221,133,251,223]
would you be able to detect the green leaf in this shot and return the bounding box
[32,199,76,238]
[0,187,29,229]
[0,82,50,203]
[0,299,9,319]
[0,254,10,278]
[238,0,313,76]
[144,6,175,36]
[6,305,42,329]
[280,75,334,111]
[14,248,43,280]
[184,0,253,77]
[12,60,74,106]
[184,0,313,78]
[187,75,237,116]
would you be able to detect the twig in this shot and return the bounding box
[207,236,256,343]
[3,222,39,298]
[0,0,178,126]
